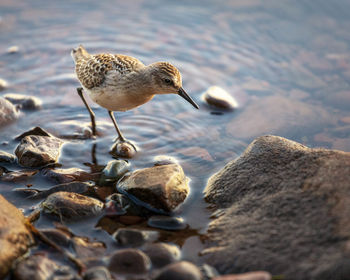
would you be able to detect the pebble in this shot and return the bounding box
[0,78,8,91]
[13,255,58,280]
[0,97,19,126]
[1,170,38,182]
[84,266,112,280]
[72,236,106,259]
[108,248,151,275]
[117,164,189,213]
[0,150,16,163]
[40,191,104,221]
[142,242,181,268]
[41,167,100,184]
[15,126,51,141]
[154,261,202,280]
[110,141,136,159]
[153,155,178,166]
[15,135,63,167]
[4,93,42,110]
[105,193,146,216]
[7,45,19,54]
[113,228,158,247]
[202,86,238,110]
[212,271,272,280]
[99,159,131,185]
[147,215,187,231]
[39,228,71,248]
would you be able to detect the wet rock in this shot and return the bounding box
[0,97,19,126]
[13,187,40,197]
[15,135,63,167]
[1,169,38,182]
[72,236,106,259]
[110,141,136,159]
[147,215,187,231]
[13,255,58,280]
[118,164,189,213]
[0,195,34,278]
[108,248,151,275]
[41,191,104,221]
[202,86,238,110]
[0,150,16,163]
[42,167,100,184]
[105,193,149,217]
[50,266,81,280]
[212,271,271,280]
[142,242,181,268]
[153,155,178,166]
[0,78,8,91]
[113,228,158,247]
[154,261,202,280]
[203,135,350,280]
[7,45,19,53]
[15,127,51,141]
[84,266,112,280]
[226,95,336,139]
[30,181,95,200]
[99,159,131,185]
[40,228,71,248]
[4,93,42,110]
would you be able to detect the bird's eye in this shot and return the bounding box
[164,78,172,85]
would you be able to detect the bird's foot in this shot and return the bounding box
[110,138,137,159]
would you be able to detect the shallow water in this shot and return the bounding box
[1,0,350,270]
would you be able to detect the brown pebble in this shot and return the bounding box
[110,141,136,159]
[154,261,202,280]
[142,243,181,268]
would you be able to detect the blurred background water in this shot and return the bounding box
[0,0,350,263]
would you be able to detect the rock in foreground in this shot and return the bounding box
[15,135,63,167]
[203,135,350,280]
[118,164,189,213]
[0,195,34,278]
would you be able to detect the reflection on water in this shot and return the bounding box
[0,0,350,265]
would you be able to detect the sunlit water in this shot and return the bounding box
[0,0,350,267]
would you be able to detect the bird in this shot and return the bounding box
[71,45,199,146]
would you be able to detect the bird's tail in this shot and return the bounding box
[71,45,90,62]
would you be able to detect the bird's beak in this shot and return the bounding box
[178,87,199,109]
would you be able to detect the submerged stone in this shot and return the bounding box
[41,191,104,221]
[15,135,63,167]
[202,86,238,110]
[147,215,187,231]
[117,163,189,213]
[1,169,38,182]
[42,167,100,184]
[99,159,131,185]
[113,228,158,247]
[84,266,112,280]
[4,93,42,110]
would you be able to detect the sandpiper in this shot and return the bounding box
[71,45,199,146]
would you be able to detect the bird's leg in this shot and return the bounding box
[76,87,97,136]
[108,110,126,142]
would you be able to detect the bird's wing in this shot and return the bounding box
[75,54,144,89]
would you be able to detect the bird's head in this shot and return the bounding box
[149,62,199,109]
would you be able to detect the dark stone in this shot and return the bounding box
[147,215,187,231]
[142,243,181,268]
[13,255,58,280]
[203,135,350,280]
[84,266,112,280]
[41,167,100,184]
[4,93,42,110]
[154,261,202,280]
[113,228,158,247]
[15,135,63,167]
[108,248,151,275]
[0,195,34,278]
[0,97,19,127]
[39,228,71,248]
[72,236,106,259]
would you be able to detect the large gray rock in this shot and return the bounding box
[203,135,350,280]
[0,195,34,278]
[0,97,19,126]
[15,135,63,167]
[118,164,189,213]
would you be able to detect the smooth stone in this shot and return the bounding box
[13,255,58,280]
[72,236,106,259]
[147,215,187,231]
[118,164,189,213]
[42,167,100,184]
[0,150,16,163]
[0,195,34,278]
[13,188,40,197]
[113,228,158,247]
[0,78,8,91]
[4,93,42,110]
[29,181,95,199]
[84,266,112,280]
[111,141,136,159]
[7,46,19,53]
[15,127,51,141]
[202,86,238,110]
[99,159,131,185]
[212,271,271,280]
[108,248,151,275]
[0,97,19,126]
[41,191,104,221]
[15,135,64,167]
[49,266,81,280]
[1,169,38,182]
[154,261,202,280]
[105,193,147,217]
[203,135,350,279]
[39,228,71,248]
[142,242,181,268]
[153,155,178,166]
